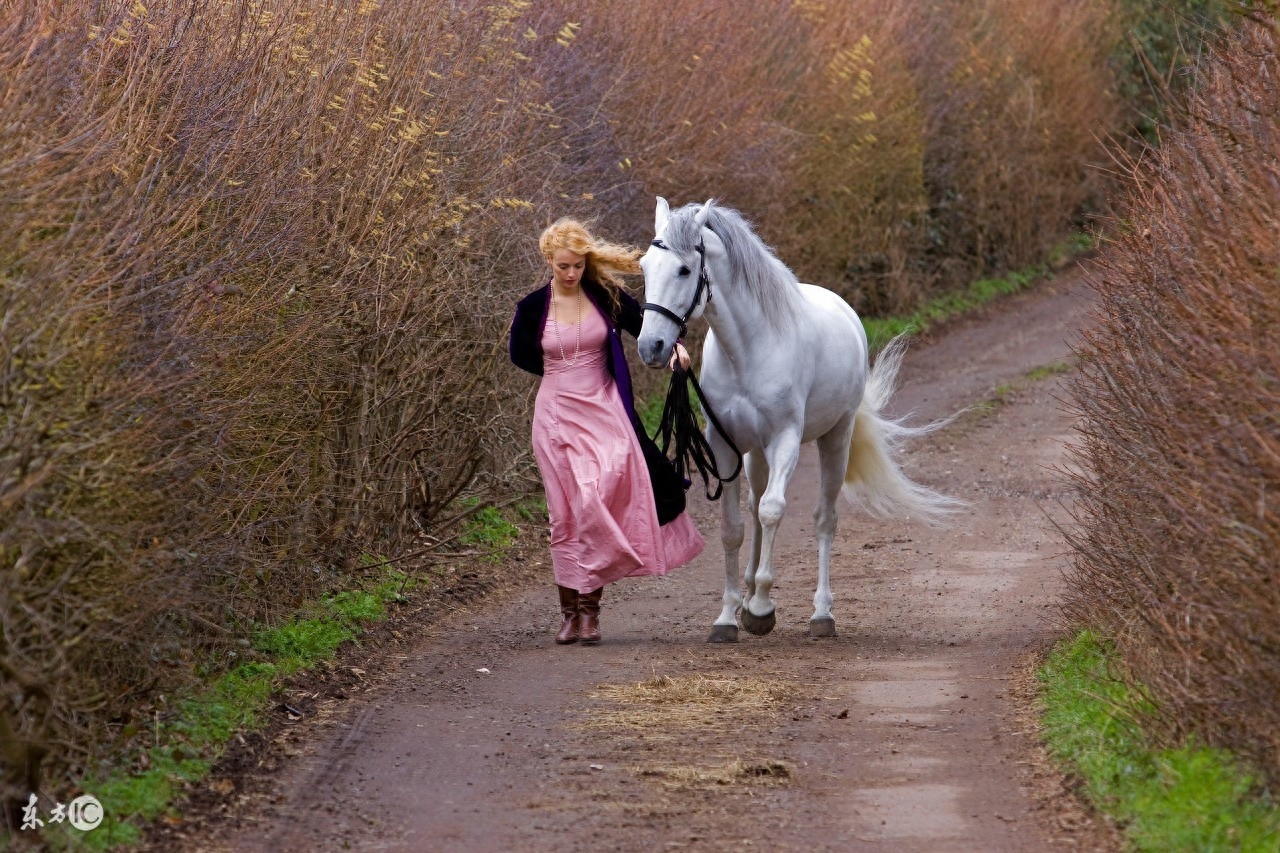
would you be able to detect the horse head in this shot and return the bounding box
[637,196,714,368]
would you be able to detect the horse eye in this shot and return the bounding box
[678,266,691,276]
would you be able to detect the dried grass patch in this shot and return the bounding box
[580,674,798,732]
[636,759,794,791]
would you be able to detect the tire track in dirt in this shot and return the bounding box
[195,269,1116,852]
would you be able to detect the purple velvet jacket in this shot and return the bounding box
[508,279,686,524]
[509,279,645,433]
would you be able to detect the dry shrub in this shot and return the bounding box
[1112,0,1232,138]
[911,0,1118,286]
[523,0,1120,377]
[534,0,1119,315]
[1,0,556,813]
[769,1,933,313]
[1063,16,1280,782]
[1,0,1123,810]
[524,0,805,221]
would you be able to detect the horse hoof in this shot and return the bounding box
[740,607,776,636]
[707,624,740,643]
[809,616,837,638]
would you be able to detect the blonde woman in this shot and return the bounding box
[510,218,703,645]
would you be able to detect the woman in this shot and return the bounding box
[509,218,704,645]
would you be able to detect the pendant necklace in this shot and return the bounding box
[553,288,582,365]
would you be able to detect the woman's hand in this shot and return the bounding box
[668,341,691,372]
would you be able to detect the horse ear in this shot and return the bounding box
[693,198,714,229]
[654,196,670,233]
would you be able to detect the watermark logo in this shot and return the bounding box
[20,793,103,832]
[68,795,104,831]
[20,794,42,832]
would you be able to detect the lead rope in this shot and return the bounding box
[654,364,743,501]
[643,226,742,499]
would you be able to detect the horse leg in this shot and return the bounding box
[810,416,855,638]
[741,431,801,636]
[708,475,744,643]
[741,450,767,606]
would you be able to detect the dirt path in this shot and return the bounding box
[189,268,1114,852]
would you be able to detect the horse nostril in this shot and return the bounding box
[653,339,665,360]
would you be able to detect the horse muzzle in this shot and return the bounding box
[636,333,673,369]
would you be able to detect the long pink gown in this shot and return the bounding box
[532,301,704,594]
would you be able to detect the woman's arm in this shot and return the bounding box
[509,287,548,376]
[617,288,644,338]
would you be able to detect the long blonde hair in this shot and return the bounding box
[539,218,641,316]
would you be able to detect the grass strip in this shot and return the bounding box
[37,570,411,850]
[862,232,1092,350]
[34,503,526,850]
[1038,631,1280,851]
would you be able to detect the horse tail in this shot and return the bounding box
[842,334,964,526]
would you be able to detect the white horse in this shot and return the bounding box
[637,198,960,641]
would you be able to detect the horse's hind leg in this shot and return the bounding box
[810,415,854,638]
[708,474,744,643]
[742,430,801,636]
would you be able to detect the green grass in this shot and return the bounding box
[638,391,666,438]
[942,360,1074,432]
[862,232,1093,350]
[862,265,1046,350]
[30,563,428,850]
[1025,361,1072,381]
[459,499,520,562]
[514,496,547,523]
[1038,631,1280,851]
[1047,232,1095,269]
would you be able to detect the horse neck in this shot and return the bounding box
[701,253,772,365]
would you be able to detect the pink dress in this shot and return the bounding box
[532,301,704,593]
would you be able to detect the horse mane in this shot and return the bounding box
[664,202,803,333]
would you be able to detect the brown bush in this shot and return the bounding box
[523,0,1119,363]
[0,0,554,813]
[1,0,1122,810]
[1063,16,1280,781]
[910,0,1118,285]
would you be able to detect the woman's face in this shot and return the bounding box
[548,249,586,290]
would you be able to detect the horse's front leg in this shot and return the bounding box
[708,474,744,643]
[741,431,801,636]
[741,450,767,605]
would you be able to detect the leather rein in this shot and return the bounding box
[643,236,744,499]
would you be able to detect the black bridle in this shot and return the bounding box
[643,234,743,499]
[641,238,710,339]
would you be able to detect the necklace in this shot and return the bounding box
[553,288,582,365]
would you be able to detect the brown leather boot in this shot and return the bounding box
[578,587,603,644]
[555,585,580,645]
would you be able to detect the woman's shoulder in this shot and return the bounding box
[516,282,551,309]
[582,279,640,310]
[616,286,642,312]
